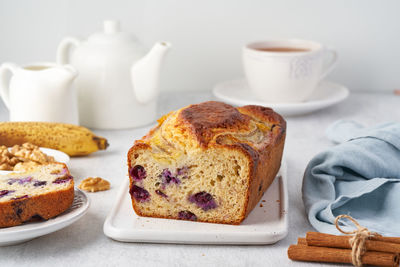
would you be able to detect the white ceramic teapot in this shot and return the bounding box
[0,62,78,124]
[57,20,171,129]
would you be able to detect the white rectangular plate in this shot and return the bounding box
[103,160,288,245]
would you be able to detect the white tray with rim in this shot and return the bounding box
[103,160,288,245]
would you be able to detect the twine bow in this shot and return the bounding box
[335,215,382,267]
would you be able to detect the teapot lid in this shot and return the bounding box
[87,20,139,44]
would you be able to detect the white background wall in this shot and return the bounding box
[1,0,399,93]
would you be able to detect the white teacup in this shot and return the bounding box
[243,39,337,103]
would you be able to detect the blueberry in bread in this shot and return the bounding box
[0,163,74,227]
[127,101,286,225]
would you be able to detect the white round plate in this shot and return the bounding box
[0,189,89,246]
[0,147,70,175]
[213,79,349,116]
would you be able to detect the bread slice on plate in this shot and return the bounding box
[0,163,74,228]
[127,101,286,225]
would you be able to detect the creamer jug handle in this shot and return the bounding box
[56,37,81,65]
[0,63,19,109]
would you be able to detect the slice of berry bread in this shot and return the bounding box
[127,101,286,225]
[0,163,74,227]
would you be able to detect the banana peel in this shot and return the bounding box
[0,122,109,156]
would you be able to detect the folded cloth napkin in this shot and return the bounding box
[303,120,400,236]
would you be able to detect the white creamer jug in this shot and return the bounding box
[57,20,171,129]
[0,62,78,124]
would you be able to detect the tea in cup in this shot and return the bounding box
[242,39,337,103]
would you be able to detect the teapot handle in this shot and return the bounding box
[0,62,18,109]
[56,37,81,65]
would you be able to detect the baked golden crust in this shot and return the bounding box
[0,188,74,227]
[128,101,286,224]
[180,101,251,147]
[135,101,285,147]
[0,163,74,228]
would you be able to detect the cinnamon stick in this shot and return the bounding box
[306,232,400,254]
[288,244,399,267]
[297,237,307,245]
[372,236,400,245]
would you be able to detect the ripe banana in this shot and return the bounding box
[0,122,109,156]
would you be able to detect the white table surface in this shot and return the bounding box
[0,91,399,267]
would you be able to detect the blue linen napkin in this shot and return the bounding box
[302,120,400,236]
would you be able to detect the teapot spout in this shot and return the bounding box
[131,42,171,104]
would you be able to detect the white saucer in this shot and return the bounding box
[213,79,349,116]
[0,147,70,175]
[103,160,288,245]
[0,189,89,246]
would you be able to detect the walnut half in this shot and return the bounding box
[0,145,22,170]
[78,177,110,193]
[11,143,55,164]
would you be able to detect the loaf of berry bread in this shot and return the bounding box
[127,101,286,225]
[0,163,74,227]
